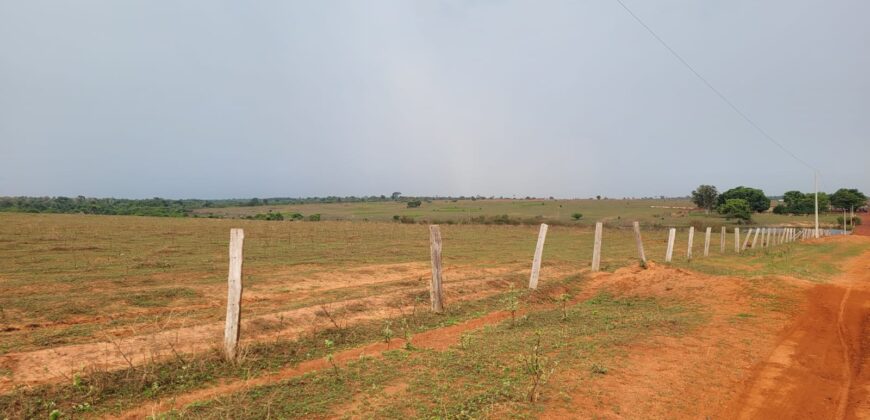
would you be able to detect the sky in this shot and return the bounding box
[1,1,868,199]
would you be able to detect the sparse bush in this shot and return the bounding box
[571,213,583,221]
[718,199,752,222]
[406,200,422,208]
[399,216,415,224]
[308,214,321,222]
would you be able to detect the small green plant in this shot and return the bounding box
[49,410,61,420]
[590,363,608,375]
[557,293,572,321]
[382,320,394,347]
[459,333,473,350]
[501,285,520,326]
[571,213,583,221]
[401,318,414,350]
[521,333,555,402]
[324,339,340,377]
[308,213,321,222]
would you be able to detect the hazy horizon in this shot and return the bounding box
[2,1,868,199]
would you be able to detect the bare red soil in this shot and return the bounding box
[853,213,870,236]
[727,246,870,420]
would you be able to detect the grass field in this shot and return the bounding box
[0,210,865,418]
[190,198,842,228]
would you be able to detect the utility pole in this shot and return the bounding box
[814,171,820,238]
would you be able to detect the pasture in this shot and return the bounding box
[0,210,866,418]
[191,197,841,227]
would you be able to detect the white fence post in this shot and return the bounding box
[224,228,245,362]
[591,222,603,272]
[687,226,695,259]
[704,227,712,257]
[720,226,726,253]
[666,228,676,262]
[529,223,548,289]
[429,225,444,312]
[734,228,740,253]
[633,221,646,266]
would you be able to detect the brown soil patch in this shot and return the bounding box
[0,262,579,393]
[114,311,512,419]
[854,214,870,236]
[726,247,870,420]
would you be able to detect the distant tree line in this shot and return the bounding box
[691,185,867,223]
[0,194,495,218]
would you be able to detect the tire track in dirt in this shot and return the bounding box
[728,248,870,420]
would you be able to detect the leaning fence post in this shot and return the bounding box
[665,228,676,262]
[735,228,741,253]
[224,228,244,362]
[632,221,646,266]
[751,228,760,249]
[687,226,695,259]
[591,222,603,272]
[528,223,549,289]
[428,225,444,313]
[742,228,753,250]
[703,227,712,257]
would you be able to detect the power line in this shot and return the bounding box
[613,0,818,173]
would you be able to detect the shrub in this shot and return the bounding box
[717,186,769,213]
[289,212,304,221]
[772,204,787,215]
[571,213,583,221]
[406,200,422,208]
[308,214,321,222]
[718,199,752,222]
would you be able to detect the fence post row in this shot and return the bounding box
[633,221,646,266]
[529,223,548,289]
[591,222,603,272]
[428,225,444,312]
[224,228,244,362]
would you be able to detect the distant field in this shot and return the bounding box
[192,198,841,228]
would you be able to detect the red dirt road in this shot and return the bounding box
[727,245,870,419]
[853,213,870,236]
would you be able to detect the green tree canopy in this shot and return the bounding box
[691,185,718,213]
[830,188,867,210]
[717,186,769,213]
[718,198,752,222]
[779,191,831,215]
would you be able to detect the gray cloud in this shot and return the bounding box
[1,0,867,198]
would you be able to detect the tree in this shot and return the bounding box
[830,188,867,210]
[691,185,718,213]
[717,187,769,213]
[391,192,402,200]
[718,199,752,222]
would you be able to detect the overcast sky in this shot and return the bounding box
[1,1,867,199]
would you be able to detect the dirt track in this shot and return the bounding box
[728,242,870,419]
